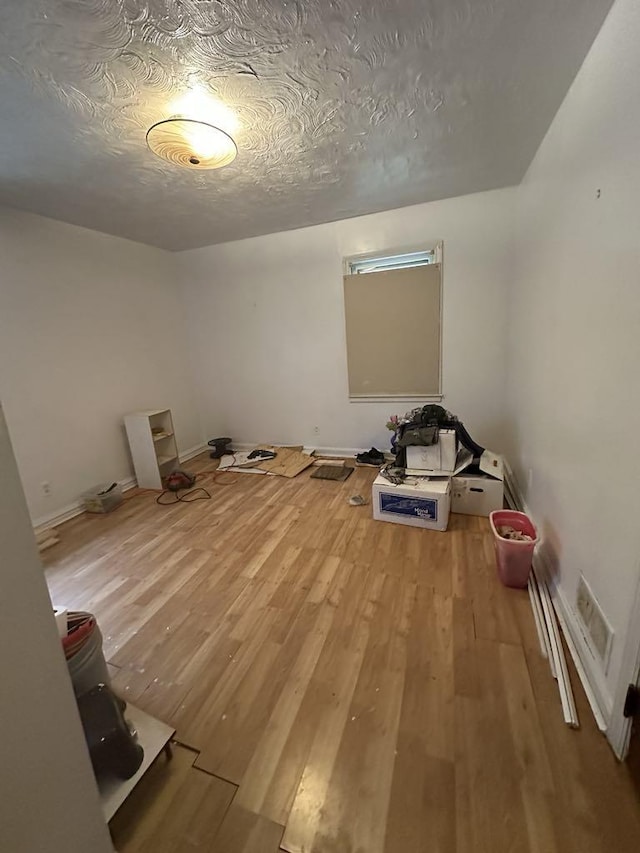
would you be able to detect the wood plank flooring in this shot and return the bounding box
[109,743,236,852]
[43,455,640,852]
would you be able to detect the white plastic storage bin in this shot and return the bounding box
[82,483,123,513]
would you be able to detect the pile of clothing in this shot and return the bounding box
[381,404,484,485]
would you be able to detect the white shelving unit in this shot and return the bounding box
[124,409,179,490]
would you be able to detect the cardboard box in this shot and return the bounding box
[451,451,504,517]
[405,429,457,473]
[372,473,450,531]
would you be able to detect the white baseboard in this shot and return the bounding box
[179,443,208,462]
[33,500,93,533]
[311,446,365,458]
[32,444,209,533]
[536,553,612,730]
[33,445,209,532]
[34,441,353,532]
[230,442,368,459]
[32,475,137,533]
[504,464,613,732]
[31,440,379,537]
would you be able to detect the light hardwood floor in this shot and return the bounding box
[44,455,640,852]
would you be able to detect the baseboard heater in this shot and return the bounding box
[503,465,579,728]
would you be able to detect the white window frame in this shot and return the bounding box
[343,242,443,276]
[343,242,444,403]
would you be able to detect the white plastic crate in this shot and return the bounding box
[82,483,123,513]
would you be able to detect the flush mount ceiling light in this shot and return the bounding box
[146,118,237,170]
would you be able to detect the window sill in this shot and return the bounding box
[349,394,443,404]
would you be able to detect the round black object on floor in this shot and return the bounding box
[208,436,232,458]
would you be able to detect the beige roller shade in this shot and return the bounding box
[343,263,441,398]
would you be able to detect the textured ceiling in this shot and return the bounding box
[0,0,613,251]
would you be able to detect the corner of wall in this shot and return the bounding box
[502,0,640,752]
[504,461,613,731]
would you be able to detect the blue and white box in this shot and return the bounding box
[372,473,450,531]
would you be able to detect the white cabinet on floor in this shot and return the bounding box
[124,409,179,490]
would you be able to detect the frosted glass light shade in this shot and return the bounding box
[146,119,237,170]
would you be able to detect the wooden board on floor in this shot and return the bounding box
[256,445,315,478]
[109,743,236,852]
[213,804,284,853]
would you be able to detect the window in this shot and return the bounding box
[343,245,442,401]
[347,249,435,275]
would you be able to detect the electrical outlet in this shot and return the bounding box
[576,575,613,668]
[314,426,320,435]
[41,481,52,497]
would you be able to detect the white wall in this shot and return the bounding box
[0,208,203,525]
[179,187,515,454]
[506,0,640,715]
[0,404,113,853]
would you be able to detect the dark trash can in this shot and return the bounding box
[208,436,232,458]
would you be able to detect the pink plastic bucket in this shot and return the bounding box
[489,510,538,589]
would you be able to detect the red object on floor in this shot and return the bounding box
[62,611,95,658]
